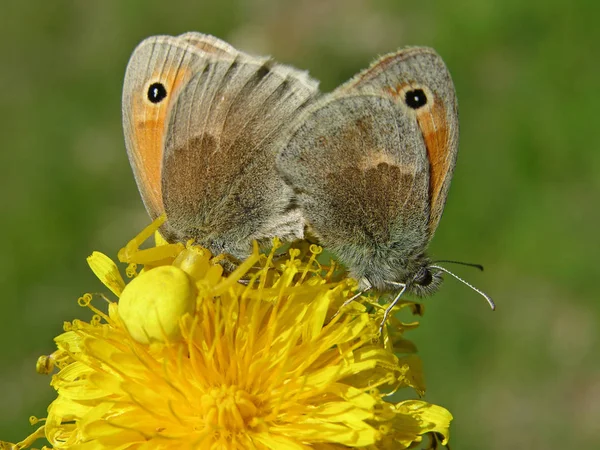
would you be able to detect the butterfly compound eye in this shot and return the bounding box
[414,268,433,286]
[404,88,428,109]
[147,82,167,104]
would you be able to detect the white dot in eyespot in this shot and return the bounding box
[147,82,167,104]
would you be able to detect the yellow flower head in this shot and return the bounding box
[4,217,452,450]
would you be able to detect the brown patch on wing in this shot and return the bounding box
[163,131,261,234]
[414,94,450,220]
[325,163,414,244]
[131,68,192,216]
[162,134,215,224]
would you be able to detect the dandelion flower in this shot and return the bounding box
[3,217,452,449]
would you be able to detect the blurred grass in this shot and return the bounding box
[1,1,599,448]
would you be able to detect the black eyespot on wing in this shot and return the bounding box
[147,82,167,104]
[404,88,427,109]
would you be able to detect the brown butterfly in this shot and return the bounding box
[276,47,494,319]
[122,32,319,260]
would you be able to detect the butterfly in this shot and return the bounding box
[122,32,319,260]
[276,47,494,319]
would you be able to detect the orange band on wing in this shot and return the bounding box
[385,83,451,211]
[415,96,450,213]
[131,68,192,216]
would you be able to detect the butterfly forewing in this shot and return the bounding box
[336,47,459,235]
[123,36,219,219]
[162,55,320,257]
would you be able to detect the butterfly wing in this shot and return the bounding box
[122,35,230,219]
[161,54,319,258]
[277,91,430,285]
[177,32,240,57]
[277,48,457,289]
[336,47,459,236]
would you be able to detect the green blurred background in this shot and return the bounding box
[1,1,599,448]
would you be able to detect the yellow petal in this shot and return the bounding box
[87,251,125,297]
[396,400,453,444]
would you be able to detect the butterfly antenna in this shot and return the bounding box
[433,259,484,271]
[429,264,496,310]
[380,282,407,335]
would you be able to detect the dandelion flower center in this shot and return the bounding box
[200,385,259,430]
